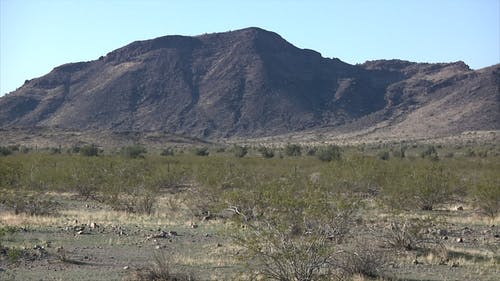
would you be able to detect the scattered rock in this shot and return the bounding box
[147,230,179,240]
[494,234,499,238]
[441,236,448,240]
[74,225,85,232]
[412,259,419,265]
[456,237,463,243]
[450,262,459,267]
[77,230,85,235]
[89,222,98,229]
[123,266,129,270]
[190,223,198,229]
[216,243,222,248]
[438,229,448,236]
[455,206,463,211]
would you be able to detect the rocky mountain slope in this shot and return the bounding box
[1,27,498,140]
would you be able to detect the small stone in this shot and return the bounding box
[123,266,129,270]
[456,237,463,243]
[85,204,90,208]
[450,262,459,267]
[412,259,419,265]
[77,230,84,235]
[455,206,463,211]
[90,222,97,229]
[438,229,448,236]
[155,245,161,250]
[494,234,499,238]
[216,243,222,247]
[191,223,198,229]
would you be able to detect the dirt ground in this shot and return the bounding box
[1,192,499,281]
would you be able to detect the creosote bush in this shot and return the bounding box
[470,171,500,218]
[232,145,248,158]
[258,146,274,158]
[316,145,342,162]
[193,147,209,156]
[0,146,13,156]
[121,145,147,158]
[382,161,456,210]
[284,143,301,157]
[160,147,175,156]
[80,143,99,156]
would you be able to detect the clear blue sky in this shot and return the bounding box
[1,0,499,96]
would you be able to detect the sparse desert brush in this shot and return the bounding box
[126,250,196,281]
[284,143,302,157]
[470,171,500,218]
[232,145,248,158]
[258,146,275,158]
[121,145,147,158]
[193,146,209,156]
[316,144,342,162]
[0,146,13,156]
[381,160,457,210]
[80,143,100,156]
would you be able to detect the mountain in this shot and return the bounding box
[0,27,498,141]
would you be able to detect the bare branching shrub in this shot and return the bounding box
[235,219,339,281]
[382,218,433,251]
[334,244,387,280]
[126,251,196,281]
[1,190,59,216]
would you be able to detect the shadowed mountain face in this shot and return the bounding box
[1,27,498,139]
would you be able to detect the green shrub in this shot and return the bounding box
[8,247,23,263]
[382,162,456,210]
[306,147,317,156]
[160,147,175,156]
[316,145,342,162]
[258,146,274,158]
[80,144,99,156]
[49,147,62,154]
[471,174,500,218]
[193,147,209,156]
[284,143,301,157]
[232,145,248,158]
[121,145,147,158]
[421,145,438,160]
[0,146,12,156]
[0,161,23,189]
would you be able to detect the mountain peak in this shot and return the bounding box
[0,28,498,140]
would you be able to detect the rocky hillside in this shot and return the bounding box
[1,27,498,139]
